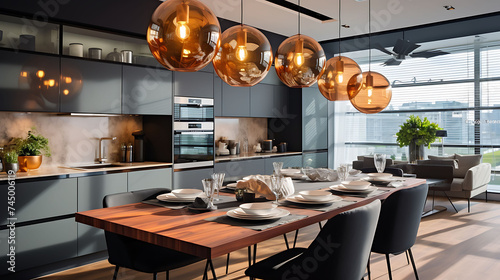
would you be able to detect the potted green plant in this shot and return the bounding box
[14,128,51,172]
[396,115,441,163]
[3,150,19,173]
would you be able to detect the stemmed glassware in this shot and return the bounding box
[211,172,225,201]
[374,153,387,173]
[337,164,349,182]
[270,174,281,205]
[201,178,217,210]
[273,161,284,176]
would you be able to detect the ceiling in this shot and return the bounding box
[199,0,500,42]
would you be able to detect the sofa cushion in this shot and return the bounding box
[454,154,482,178]
[428,155,455,160]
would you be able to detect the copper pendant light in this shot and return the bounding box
[213,0,273,86]
[348,0,392,113]
[147,0,221,72]
[275,1,326,88]
[318,0,362,101]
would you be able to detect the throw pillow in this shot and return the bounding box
[428,155,455,160]
[454,154,482,178]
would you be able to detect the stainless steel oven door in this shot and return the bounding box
[174,122,214,169]
[174,97,214,122]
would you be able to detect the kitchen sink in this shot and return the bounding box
[61,163,126,170]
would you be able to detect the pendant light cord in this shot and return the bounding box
[338,0,341,56]
[368,0,371,72]
[298,0,301,35]
[240,0,243,25]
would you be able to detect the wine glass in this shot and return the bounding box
[273,161,284,176]
[211,173,225,201]
[374,154,387,173]
[337,164,348,182]
[201,178,217,210]
[270,174,281,205]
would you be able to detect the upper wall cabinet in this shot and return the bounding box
[173,71,214,98]
[221,83,250,117]
[0,14,60,54]
[250,84,289,118]
[60,57,122,113]
[0,50,60,112]
[302,87,328,151]
[122,65,173,115]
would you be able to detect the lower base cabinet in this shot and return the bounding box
[128,168,172,192]
[173,167,214,190]
[303,152,328,168]
[0,218,77,275]
[264,155,303,174]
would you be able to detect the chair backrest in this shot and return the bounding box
[413,164,454,182]
[276,200,381,280]
[103,188,170,208]
[371,184,428,254]
[361,167,404,177]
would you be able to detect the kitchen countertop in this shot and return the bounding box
[215,151,302,162]
[0,162,173,182]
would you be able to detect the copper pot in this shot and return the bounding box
[18,155,43,172]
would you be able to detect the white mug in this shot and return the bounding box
[69,43,83,57]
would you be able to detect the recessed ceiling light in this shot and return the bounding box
[444,5,455,11]
[342,24,350,28]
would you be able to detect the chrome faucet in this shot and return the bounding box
[97,137,117,163]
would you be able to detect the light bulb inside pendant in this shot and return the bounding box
[175,3,190,40]
[294,38,305,66]
[366,73,373,97]
[235,28,248,61]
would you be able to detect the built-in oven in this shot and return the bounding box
[173,97,214,169]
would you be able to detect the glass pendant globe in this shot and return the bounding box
[213,25,273,87]
[347,71,392,114]
[318,56,362,101]
[147,0,221,72]
[275,34,326,88]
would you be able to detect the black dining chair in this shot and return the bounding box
[367,183,428,280]
[103,188,207,280]
[361,167,404,177]
[245,199,381,280]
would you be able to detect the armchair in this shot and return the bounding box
[417,154,491,212]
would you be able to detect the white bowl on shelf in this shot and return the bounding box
[171,189,203,198]
[239,203,277,215]
[341,180,371,190]
[298,190,333,201]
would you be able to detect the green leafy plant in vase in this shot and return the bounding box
[396,115,441,163]
[13,128,51,172]
[3,150,19,173]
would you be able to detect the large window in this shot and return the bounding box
[334,33,500,187]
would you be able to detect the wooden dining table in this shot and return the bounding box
[75,177,426,278]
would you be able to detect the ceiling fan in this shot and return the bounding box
[375,38,449,66]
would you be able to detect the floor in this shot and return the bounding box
[37,197,500,280]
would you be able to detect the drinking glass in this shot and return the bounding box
[270,174,281,205]
[211,172,225,201]
[337,164,349,182]
[374,154,387,173]
[273,161,284,176]
[201,178,217,210]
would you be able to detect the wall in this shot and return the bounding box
[0,112,142,165]
[215,117,268,149]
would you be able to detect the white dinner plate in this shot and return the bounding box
[329,185,378,194]
[286,194,342,205]
[156,193,200,203]
[227,208,290,220]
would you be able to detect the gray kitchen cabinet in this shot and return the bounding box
[0,178,77,225]
[173,167,214,190]
[260,66,281,85]
[264,155,303,174]
[128,168,173,191]
[77,173,127,256]
[173,71,213,98]
[302,87,328,151]
[303,152,328,168]
[214,158,266,182]
[250,84,274,118]
[0,50,60,112]
[221,83,250,117]
[60,57,122,113]
[273,85,290,118]
[0,218,77,274]
[122,65,173,115]
[214,75,222,117]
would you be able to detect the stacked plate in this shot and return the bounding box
[281,169,307,180]
[286,191,342,205]
[156,189,203,203]
[227,204,290,220]
[365,173,393,185]
[329,184,378,194]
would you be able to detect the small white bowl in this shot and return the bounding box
[341,180,371,190]
[367,173,393,179]
[171,189,203,198]
[349,169,362,176]
[299,190,333,201]
[239,203,277,215]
